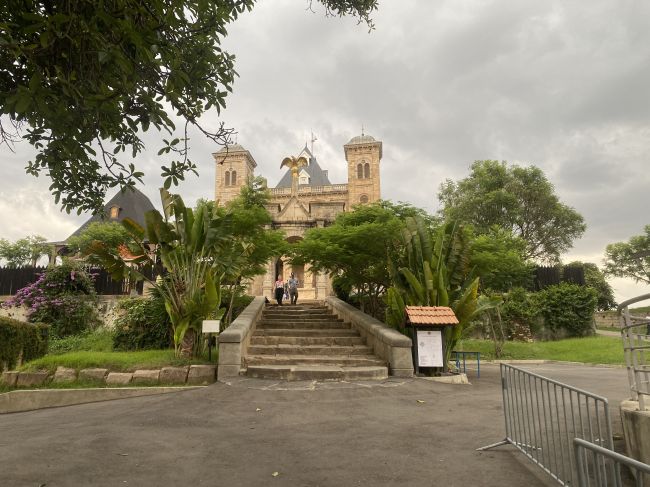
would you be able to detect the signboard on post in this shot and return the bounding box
[202,320,221,334]
[404,306,459,375]
[416,329,443,367]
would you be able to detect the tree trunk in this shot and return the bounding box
[180,328,196,358]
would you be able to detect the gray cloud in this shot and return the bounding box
[2,0,649,300]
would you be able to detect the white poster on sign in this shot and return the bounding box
[416,329,443,367]
[202,320,221,334]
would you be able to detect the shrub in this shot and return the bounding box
[220,290,254,322]
[500,287,541,338]
[0,317,48,370]
[4,262,100,337]
[537,283,597,338]
[112,291,171,351]
[48,329,114,354]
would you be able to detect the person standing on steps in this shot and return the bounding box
[275,275,285,305]
[288,272,299,305]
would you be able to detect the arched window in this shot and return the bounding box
[359,195,369,204]
[109,205,120,219]
[364,163,370,179]
[357,163,363,179]
[225,171,231,186]
[231,170,237,185]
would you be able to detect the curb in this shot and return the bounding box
[0,385,205,414]
[482,359,626,369]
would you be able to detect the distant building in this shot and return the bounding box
[67,187,156,239]
[213,133,383,300]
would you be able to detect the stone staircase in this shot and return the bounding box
[244,302,388,381]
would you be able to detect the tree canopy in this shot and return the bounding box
[469,227,533,292]
[292,201,418,316]
[0,235,49,267]
[0,0,378,214]
[66,221,132,264]
[603,225,650,285]
[438,160,586,262]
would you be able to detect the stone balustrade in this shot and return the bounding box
[217,296,266,379]
[324,297,414,377]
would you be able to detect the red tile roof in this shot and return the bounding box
[405,306,459,326]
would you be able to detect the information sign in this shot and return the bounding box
[416,329,443,367]
[202,320,221,334]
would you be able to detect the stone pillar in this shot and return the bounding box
[262,259,274,298]
[316,270,329,300]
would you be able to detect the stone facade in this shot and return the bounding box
[213,134,383,300]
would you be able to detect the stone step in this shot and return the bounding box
[245,355,386,367]
[250,335,365,346]
[248,344,373,356]
[253,328,360,337]
[261,315,341,321]
[258,321,351,330]
[246,365,388,381]
[263,307,328,313]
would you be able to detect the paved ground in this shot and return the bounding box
[0,363,631,487]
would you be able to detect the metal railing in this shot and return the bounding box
[479,364,618,486]
[574,438,650,487]
[618,293,650,411]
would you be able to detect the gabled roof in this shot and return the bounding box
[68,187,156,239]
[405,306,459,326]
[275,144,332,188]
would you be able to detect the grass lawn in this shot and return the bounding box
[18,349,215,374]
[456,336,625,365]
[15,328,216,374]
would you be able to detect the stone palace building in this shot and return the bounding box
[213,132,383,300]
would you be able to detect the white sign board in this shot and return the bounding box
[416,329,443,367]
[202,320,221,334]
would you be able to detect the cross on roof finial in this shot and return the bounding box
[310,130,317,156]
[361,123,365,136]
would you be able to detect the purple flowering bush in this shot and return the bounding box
[4,263,100,337]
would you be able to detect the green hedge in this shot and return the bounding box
[0,317,49,370]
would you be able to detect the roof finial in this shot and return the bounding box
[234,133,238,144]
[310,130,318,157]
[361,123,365,137]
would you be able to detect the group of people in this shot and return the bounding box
[274,273,299,305]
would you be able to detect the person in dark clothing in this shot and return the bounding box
[274,276,284,305]
[288,272,299,305]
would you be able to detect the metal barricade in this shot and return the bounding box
[618,293,650,411]
[479,364,618,486]
[574,438,650,487]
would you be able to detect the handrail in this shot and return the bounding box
[617,293,650,313]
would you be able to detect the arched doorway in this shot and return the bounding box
[274,258,284,281]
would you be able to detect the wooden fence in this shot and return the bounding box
[0,266,156,296]
[534,266,585,290]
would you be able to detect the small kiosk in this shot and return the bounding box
[404,306,459,375]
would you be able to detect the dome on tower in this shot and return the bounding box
[346,134,376,145]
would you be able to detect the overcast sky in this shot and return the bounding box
[1,0,649,302]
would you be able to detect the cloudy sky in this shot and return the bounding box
[2,0,649,302]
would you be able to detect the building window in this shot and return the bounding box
[359,195,369,204]
[225,171,231,186]
[357,163,363,179]
[364,163,370,179]
[231,170,237,185]
[109,206,120,219]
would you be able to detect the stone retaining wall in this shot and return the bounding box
[1,364,217,388]
[218,296,266,380]
[324,297,413,377]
